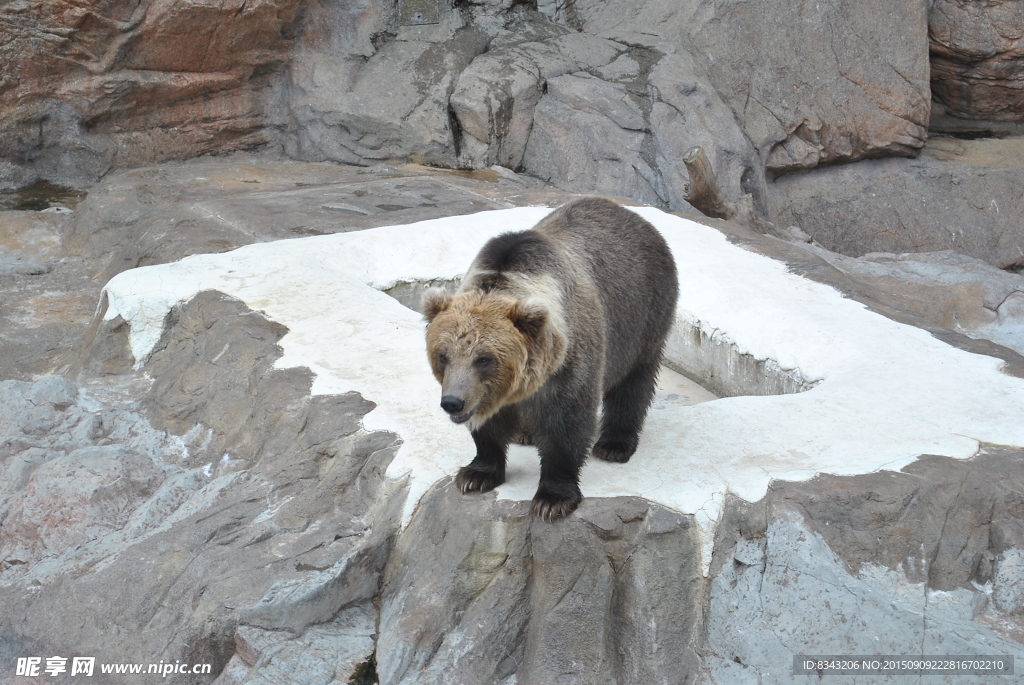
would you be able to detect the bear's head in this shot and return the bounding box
[423,288,566,429]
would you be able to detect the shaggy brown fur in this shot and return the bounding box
[425,291,566,427]
[423,197,678,520]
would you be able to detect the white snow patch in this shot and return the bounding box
[102,206,1024,573]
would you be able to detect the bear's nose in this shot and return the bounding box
[440,396,465,414]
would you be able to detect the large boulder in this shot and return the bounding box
[287,13,490,167]
[449,24,621,170]
[451,21,759,213]
[797,247,1024,356]
[539,0,933,174]
[0,0,301,187]
[520,48,759,212]
[769,135,1024,270]
[930,0,1024,131]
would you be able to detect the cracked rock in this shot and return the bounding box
[930,0,1024,132]
[770,135,1024,271]
[538,0,932,173]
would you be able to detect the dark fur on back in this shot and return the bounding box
[475,230,554,275]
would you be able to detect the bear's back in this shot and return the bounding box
[463,197,678,389]
[533,198,678,386]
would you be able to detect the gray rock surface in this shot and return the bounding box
[213,604,377,685]
[288,26,490,168]
[799,248,1024,356]
[378,489,704,684]
[3,160,1024,684]
[61,156,527,281]
[521,47,758,213]
[449,22,621,170]
[1,292,397,682]
[769,135,1024,270]
[0,208,102,381]
[524,72,657,205]
[706,448,1024,683]
[539,0,932,173]
[709,517,1023,685]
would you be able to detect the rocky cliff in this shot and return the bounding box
[5,0,1023,268]
[3,0,1024,682]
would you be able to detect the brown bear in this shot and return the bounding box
[423,197,678,520]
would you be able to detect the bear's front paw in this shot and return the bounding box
[456,465,504,494]
[531,485,583,521]
[592,437,638,463]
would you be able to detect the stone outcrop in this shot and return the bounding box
[930,0,1024,131]
[1,292,399,679]
[3,0,945,223]
[769,135,1024,270]
[378,490,705,684]
[538,0,933,174]
[287,22,491,168]
[708,452,1024,681]
[520,48,758,213]
[448,24,621,171]
[0,0,300,187]
[4,157,1024,685]
[798,248,1024,356]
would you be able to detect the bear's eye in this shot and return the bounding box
[474,356,494,370]
[438,353,449,366]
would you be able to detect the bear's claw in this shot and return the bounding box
[456,465,503,493]
[531,489,583,521]
[591,438,638,463]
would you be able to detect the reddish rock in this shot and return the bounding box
[0,0,301,185]
[930,0,1024,124]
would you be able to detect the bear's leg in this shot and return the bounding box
[593,359,661,463]
[456,407,518,494]
[530,401,595,521]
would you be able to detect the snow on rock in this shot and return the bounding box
[102,206,1024,573]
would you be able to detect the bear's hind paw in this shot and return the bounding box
[456,465,503,494]
[592,438,638,463]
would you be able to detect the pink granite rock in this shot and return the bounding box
[930,0,1024,124]
[0,0,301,184]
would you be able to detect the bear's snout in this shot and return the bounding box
[440,395,475,424]
[440,395,465,414]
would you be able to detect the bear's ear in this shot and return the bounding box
[422,288,453,323]
[509,298,548,342]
